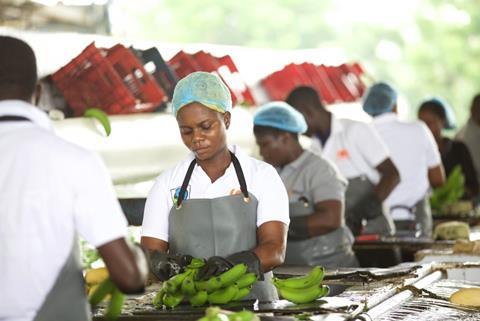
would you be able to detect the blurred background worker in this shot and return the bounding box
[0,36,147,321]
[418,98,479,201]
[253,102,358,268]
[286,86,400,237]
[363,83,445,238]
[141,72,289,302]
[456,93,480,200]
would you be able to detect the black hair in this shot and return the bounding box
[253,125,298,140]
[418,100,446,121]
[0,36,37,100]
[286,86,324,110]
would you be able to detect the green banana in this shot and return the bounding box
[189,290,208,307]
[273,266,324,289]
[235,272,257,288]
[228,310,259,321]
[89,278,114,307]
[83,107,111,137]
[163,292,184,309]
[181,273,197,296]
[105,288,125,321]
[152,288,165,309]
[277,284,329,304]
[232,286,251,301]
[187,258,206,269]
[164,271,190,294]
[205,277,223,293]
[208,285,239,305]
[218,263,248,287]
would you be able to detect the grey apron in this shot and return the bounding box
[168,152,278,302]
[344,176,395,236]
[391,196,432,238]
[34,237,90,321]
[284,199,358,268]
[0,116,90,320]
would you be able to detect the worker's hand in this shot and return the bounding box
[352,192,384,221]
[287,216,309,241]
[147,251,193,281]
[197,251,264,281]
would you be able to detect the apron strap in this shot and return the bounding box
[229,151,250,201]
[0,115,31,122]
[176,151,251,208]
[177,159,197,208]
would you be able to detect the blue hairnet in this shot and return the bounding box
[421,97,457,130]
[253,101,308,134]
[362,82,398,116]
[171,71,232,117]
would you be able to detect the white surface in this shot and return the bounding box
[372,113,442,220]
[310,114,390,183]
[142,145,290,242]
[0,101,127,321]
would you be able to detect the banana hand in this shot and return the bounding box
[273,266,324,289]
[84,107,111,137]
[277,284,329,304]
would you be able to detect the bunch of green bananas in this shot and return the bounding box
[272,266,329,305]
[152,259,257,309]
[197,307,260,321]
[430,165,465,214]
[88,278,125,321]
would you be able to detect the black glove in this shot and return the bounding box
[288,215,309,241]
[197,251,264,281]
[352,192,384,221]
[147,251,193,281]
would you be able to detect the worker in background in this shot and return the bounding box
[253,101,358,267]
[0,36,148,321]
[286,86,400,237]
[363,83,445,237]
[418,97,479,200]
[141,72,289,301]
[456,93,480,200]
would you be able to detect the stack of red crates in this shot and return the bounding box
[52,42,168,116]
[168,50,256,106]
[261,62,366,105]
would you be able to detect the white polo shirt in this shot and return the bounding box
[142,145,290,242]
[372,113,442,220]
[310,115,390,184]
[0,100,127,321]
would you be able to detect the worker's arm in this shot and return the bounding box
[428,165,446,188]
[374,158,400,201]
[97,238,147,294]
[141,236,168,252]
[306,200,342,236]
[253,221,287,272]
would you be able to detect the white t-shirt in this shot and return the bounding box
[0,100,127,321]
[372,113,442,220]
[310,115,390,184]
[142,145,290,242]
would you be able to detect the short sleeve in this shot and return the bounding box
[309,158,347,203]
[141,173,172,242]
[254,165,290,227]
[421,123,442,168]
[355,122,390,168]
[73,152,127,247]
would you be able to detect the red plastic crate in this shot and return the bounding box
[52,42,167,116]
[168,51,201,79]
[300,62,339,104]
[339,63,366,98]
[323,65,356,102]
[217,55,256,106]
[106,44,167,112]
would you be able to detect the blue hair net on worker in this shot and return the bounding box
[362,82,398,116]
[171,71,232,117]
[253,101,308,134]
[420,97,457,130]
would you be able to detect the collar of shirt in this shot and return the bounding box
[0,100,53,132]
[278,150,310,174]
[372,112,398,125]
[312,114,343,148]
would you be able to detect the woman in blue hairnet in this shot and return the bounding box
[141,72,289,302]
[418,98,479,200]
[253,102,358,268]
